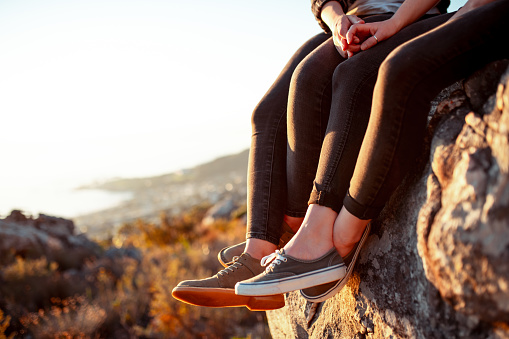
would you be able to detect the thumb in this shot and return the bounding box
[346,23,370,44]
[349,15,365,25]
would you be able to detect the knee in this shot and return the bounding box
[290,57,323,94]
[378,44,420,87]
[251,101,269,134]
[332,58,355,81]
[371,44,426,123]
[251,94,282,135]
[331,55,375,92]
[331,63,348,92]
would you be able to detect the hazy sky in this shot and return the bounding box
[0,0,322,192]
[0,0,463,193]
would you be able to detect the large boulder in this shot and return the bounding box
[0,210,100,268]
[266,61,509,338]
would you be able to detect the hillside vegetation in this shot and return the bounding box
[0,207,270,339]
[74,150,249,239]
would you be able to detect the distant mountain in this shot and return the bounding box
[74,149,250,238]
[83,149,250,192]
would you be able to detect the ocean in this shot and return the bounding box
[0,183,132,221]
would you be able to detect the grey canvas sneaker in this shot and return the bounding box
[235,248,346,296]
[172,253,285,310]
[300,223,371,302]
[217,221,295,267]
[217,242,246,268]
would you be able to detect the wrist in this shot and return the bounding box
[321,1,346,32]
[386,15,406,33]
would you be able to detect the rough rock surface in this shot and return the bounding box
[202,196,239,226]
[267,61,509,338]
[0,210,100,268]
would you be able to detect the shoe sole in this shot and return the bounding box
[235,264,346,296]
[300,223,371,302]
[171,286,285,311]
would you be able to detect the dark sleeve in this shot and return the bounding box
[436,0,451,14]
[311,0,348,33]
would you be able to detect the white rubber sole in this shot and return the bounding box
[300,223,372,302]
[300,268,350,303]
[235,264,346,296]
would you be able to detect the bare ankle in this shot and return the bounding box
[282,205,338,260]
[284,215,303,233]
[244,238,277,260]
[333,207,371,257]
[334,238,358,257]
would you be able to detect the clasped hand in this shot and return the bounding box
[332,14,364,58]
[336,18,399,58]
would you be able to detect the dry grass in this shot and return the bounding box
[0,205,271,338]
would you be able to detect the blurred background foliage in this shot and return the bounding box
[0,204,271,338]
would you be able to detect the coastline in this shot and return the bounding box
[0,185,133,222]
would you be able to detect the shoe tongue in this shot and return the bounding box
[237,252,256,266]
[238,252,265,275]
[237,252,253,263]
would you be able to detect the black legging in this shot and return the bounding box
[248,12,456,244]
[246,32,330,245]
[247,14,394,244]
[345,0,509,219]
[289,14,452,215]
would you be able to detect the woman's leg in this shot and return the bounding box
[284,14,394,259]
[280,34,347,238]
[285,39,344,217]
[244,33,330,259]
[235,14,460,299]
[173,33,334,310]
[296,1,509,301]
[345,0,509,220]
[294,2,509,301]
[285,13,453,260]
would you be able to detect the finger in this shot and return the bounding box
[348,15,365,25]
[345,44,362,53]
[347,51,353,58]
[346,24,367,44]
[347,23,373,43]
[339,38,348,51]
[346,25,357,44]
[361,36,379,51]
[339,22,351,39]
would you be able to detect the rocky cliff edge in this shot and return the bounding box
[267,60,509,339]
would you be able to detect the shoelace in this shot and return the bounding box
[217,256,243,276]
[260,249,287,273]
[225,255,240,266]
